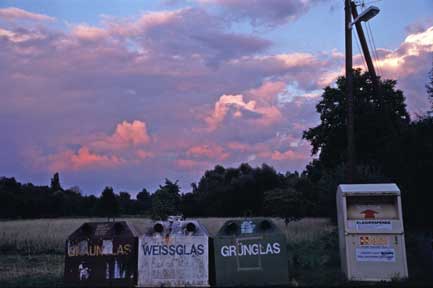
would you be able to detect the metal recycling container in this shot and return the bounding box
[138,217,211,287]
[64,221,138,287]
[337,183,408,281]
[213,218,289,286]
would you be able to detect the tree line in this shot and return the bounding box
[1,68,432,228]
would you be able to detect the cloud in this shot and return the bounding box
[0,7,55,22]
[205,94,257,130]
[90,120,151,151]
[25,120,152,173]
[136,149,154,160]
[371,26,433,114]
[269,149,308,161]
[248,81,286,103]
[175,159,208,170]
[187,144,230,160]
[1,6,431,193]
[46,147,124,172]
[405,17,433,34]
[204,79,305,131]
[0,27,46,43]
[101,7,271,65]
[404,26,433,48]
[71,24,108,41]
[196,0,327,26]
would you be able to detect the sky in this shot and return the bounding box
[0,0,432,196]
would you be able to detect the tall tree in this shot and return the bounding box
[151,179,181,220]
[50,172,63,191]
[136,188,152,213]
[303,69,410,173]
[118,192,132,215]
[426,62,433,112]
[99,186,119,221]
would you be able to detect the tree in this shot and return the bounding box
[426,62,433,112]
[303,69,410,173]
[50,172,63,191]
[118,192,132,215]
[263,187,306,222]
[151,179,181,220]
[99,187,119,221]
[136,188,152,214]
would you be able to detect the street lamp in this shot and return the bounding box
[349,6,380,28]
[345,1,380,183]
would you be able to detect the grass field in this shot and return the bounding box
[0,217,430,287]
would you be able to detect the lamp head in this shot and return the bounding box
[353,6,380,24]
[349,5,380,29]
[357,6,380,22]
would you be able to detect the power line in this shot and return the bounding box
[354,30,368,72]
[364,20,380,77]
[366,21,384,79]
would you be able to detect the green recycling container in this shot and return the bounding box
[213,218,289,286]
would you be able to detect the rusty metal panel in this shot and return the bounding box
[64,221,138,287]
[213,218,289,287]
[137,219,210,287]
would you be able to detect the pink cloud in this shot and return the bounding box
[205,94,257,130]
[90,120,151,151]
[227,141,250,151]
[248,81,286,103]
[204,81,288,130]
[269,149,308,161]
[187,144,230,160]
[2,5,431,193]
[47,147,124,172]
[25,120,154,173]
[71,24,108,40]
[135,149,154,160]
[371,26,433,114]
[0,7,55,22]
[104,9,181,37]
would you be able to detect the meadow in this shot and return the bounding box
[0,217,342,287]
[1,217,428,287]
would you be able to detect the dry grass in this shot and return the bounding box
[0,217,336,287]
[0,217,332,255]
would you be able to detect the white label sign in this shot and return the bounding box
[355,220,392,231]
[356,248,396,262]
[240,221,255,234]
[220,242,280,257]
[102,240,113,255]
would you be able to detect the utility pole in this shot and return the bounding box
[350,1,377,81]
[345,0,355,183]
[351,2,391,134]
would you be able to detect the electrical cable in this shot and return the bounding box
[354,30,368,72]
[367,21,385,79]
[364,21,381,77]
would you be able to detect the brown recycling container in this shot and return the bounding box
[64,221,138,287]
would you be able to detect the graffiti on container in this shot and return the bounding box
[114,259,127,279]
[221,242,280,257]
[241,220,255,234]
[141,243,205,256]
[94,224,111,236]
[68,240,132,257]
[78,262,91,280]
